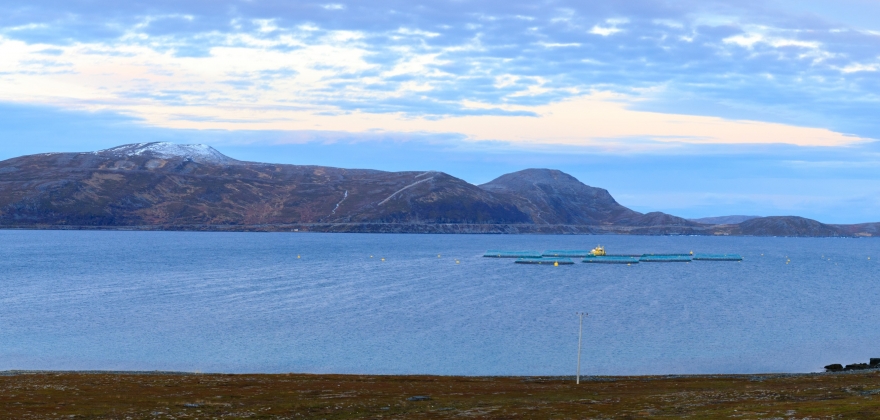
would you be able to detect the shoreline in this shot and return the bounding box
[0,223,875,237]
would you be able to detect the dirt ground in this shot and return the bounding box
[3,370,880,419]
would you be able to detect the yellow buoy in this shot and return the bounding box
[627,263,631,266]
[554,261,559,266]
[689,251,694,255]
[297,255,301,259]
[381,258,385,261]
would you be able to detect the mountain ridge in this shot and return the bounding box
[0,143,876,237]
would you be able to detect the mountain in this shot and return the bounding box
[0,143,530,228]
[480,169,636,224]
[479,169,699,228]
[733,216,845,237]
[689,215,761,225]
[0,143,876,236]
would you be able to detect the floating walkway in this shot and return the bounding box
[543,250,595,258]
[484,249,743,266]
[515,257,574,265]
[483,250,543,258]
[582,256,640,264]
[639,254,693,263]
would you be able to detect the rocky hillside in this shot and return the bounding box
[479,169,696,227]
[0,143,876,236]
[733,216,845,237]
[0,143,530,227]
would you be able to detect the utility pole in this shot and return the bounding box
[576,312,587,384]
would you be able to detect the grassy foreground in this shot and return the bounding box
[3,371,880,419]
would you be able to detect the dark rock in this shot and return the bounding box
[845,363,870,371]
[824,364,843,372]
[870,358,880,366]
[407,396,431,401]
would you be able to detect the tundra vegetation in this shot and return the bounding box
[3,371,880,418]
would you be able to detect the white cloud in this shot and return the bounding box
[724,29,822,51]
[839,62,879,73]
[589,26,620,36]
[253,19,279,33]
[493,74,519,88]
[723,33,764,48]
[589,18,628,37]
[322,4,345,10]
[653,19,684,29]
[396,28,441,38]
[0,12,875,154]
[536,42,581,48]
[5,23,49,32]
[768,39,820,49]
[105,92,867,151]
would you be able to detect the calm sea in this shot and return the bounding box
[1,230,877,375]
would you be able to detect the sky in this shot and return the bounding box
[1,0,879,223]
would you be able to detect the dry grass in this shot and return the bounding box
[3,370,880,419]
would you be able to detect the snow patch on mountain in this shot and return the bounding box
[97,142,237,164]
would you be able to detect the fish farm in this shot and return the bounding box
[515,257,575,265]
[638,254,694,263]
[542,250,595,257]
[583,256,641,264]
[486,246,743,266]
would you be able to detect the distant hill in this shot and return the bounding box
[733,216,844,237]
[0,142,876,236]
[689,215,761,225]
[832,222,880,237]
[480,169,697,228]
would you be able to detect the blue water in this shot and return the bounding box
[1,231,878,375]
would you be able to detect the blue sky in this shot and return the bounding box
[1,0,879,223]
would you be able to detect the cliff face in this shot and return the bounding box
[0,143,876,236]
